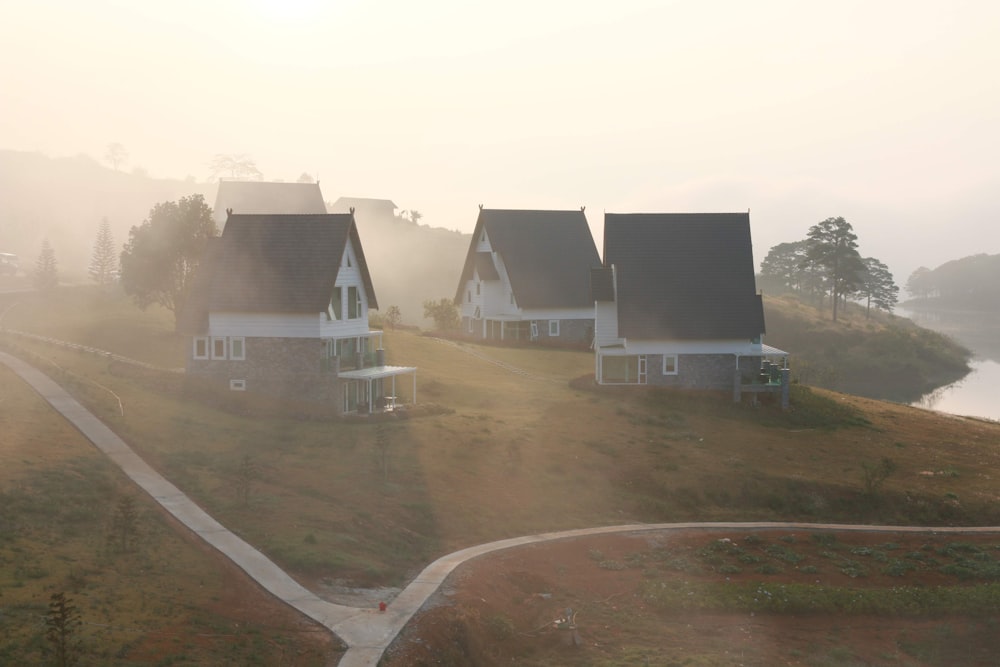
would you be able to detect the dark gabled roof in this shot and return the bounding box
[177,213,377,333]
[453,208,600,308]
[212,180,327,224]
[603,212,765,340]
[590,266,615,302]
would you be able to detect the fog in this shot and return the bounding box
[2,0,999,288]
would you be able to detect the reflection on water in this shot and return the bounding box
[901,307,1000,422]
[912,360,1000,422]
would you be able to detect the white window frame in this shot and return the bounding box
[348,286,361,319]
[193,336,209,360]
[530,321,539,339]
[211,337,227,360]
[229,379,246,391]
[548,320,560,337]
[229,337,245,361]
[662,354,678,375]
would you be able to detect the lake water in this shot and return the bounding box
[900,307,1000,422]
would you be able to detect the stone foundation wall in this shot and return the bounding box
[647,354,762,389]
[187,337,342,407]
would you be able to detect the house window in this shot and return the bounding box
[229,379,246,391]
[467,317,474,333]
[330,287,342,320]
[193,337,209,359]
[230,337,245,360]
[662,354,678,375]
[548,320,560,337]
[601,355,642,384]
[467,290,471,302]
[480,230,486,243]
[211,337,227,359]
[509,293,514,305]
[348,286,361,319]
[476,282,481,295]
[530,321,538,339]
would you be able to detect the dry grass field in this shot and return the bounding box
[2,285,1000,665]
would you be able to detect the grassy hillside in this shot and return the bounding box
[2,286,998,595]
[763,294,971,402]
[0,355,338,664]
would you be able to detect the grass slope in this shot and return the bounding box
[0,364,339,666]
[2,287,998,585]
[763,293,971,402]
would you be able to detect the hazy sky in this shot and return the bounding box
[2,0,998,282]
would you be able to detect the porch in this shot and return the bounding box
[338,365,417,415]
[734,344,791,409]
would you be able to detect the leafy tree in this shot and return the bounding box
[296,172,315,183]
[45,592,82,667]
[905,266,934,299]
[105,142,128,171]
[89,217,118,287]
[423,297,459,330]
[33,238,58,291]
[858,257,899,317]
[384,305,402,329]
[209,153,262,181]
[120,194,216,326]
[802,216,865,321]
[759,240,811,294]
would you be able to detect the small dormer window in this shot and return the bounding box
[476,282,481,296]
[480,230,486,243]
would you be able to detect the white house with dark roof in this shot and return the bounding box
[178,212,415,415]
[211,180,328,226]
[454,207,601,345]
[592,212,787,389]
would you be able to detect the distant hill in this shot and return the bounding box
[0,149,208,280]
[904,253,1000,313]
[327,197,470,328]
[0,149,469,324]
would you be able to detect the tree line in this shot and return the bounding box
[758,216,899,321]
[906,254,1000,309]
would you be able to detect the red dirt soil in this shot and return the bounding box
[382,529,1000,666]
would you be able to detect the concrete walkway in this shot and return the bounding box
[5,350,1000,666]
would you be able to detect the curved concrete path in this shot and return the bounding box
[5,350,1000,666]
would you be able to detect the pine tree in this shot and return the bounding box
[45,592,82,667]
[89,217,118,287]
[33,238,59,291]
